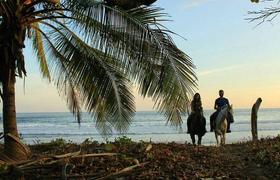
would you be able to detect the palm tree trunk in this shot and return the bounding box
[1,67,29,161]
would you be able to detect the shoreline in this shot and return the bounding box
[13,130,280,146]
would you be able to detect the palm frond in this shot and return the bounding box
[31,24,82,124]
[32,19,135,133]
[66,81,82,125]
[72,3,197,127]
[116,6,197,127]
[25,0,196,133]
[31,22,51,81]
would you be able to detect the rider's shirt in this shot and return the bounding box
[215,97,229,110]
[191,100,202,113]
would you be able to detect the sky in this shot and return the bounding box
[12,0,280,112]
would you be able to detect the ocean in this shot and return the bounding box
[0,109,279,145]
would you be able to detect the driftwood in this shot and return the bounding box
[39,159,148,179]
[17,152,117,168]
[251,97,262,142]
[53,150,81,159]
[73,153,117,158]
[96,162,149,180]
[0,151,118,178]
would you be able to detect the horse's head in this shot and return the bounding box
[216,105,228,123]
[220,105,228,115]
[217,104,233,122]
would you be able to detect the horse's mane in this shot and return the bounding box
[216,105,228,126]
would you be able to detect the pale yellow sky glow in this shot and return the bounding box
[14,60,280,112]
[197,61,280,109]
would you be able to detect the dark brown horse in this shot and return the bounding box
[187,113,206,145]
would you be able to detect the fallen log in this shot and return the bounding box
[1,152,118,177]
[73,153,117,158]
[53,150,81,159]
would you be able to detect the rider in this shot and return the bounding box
[210,90,232,133]
[191,93,203,115]
[187,93,205,133]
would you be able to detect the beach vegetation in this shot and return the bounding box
[0,0,196,162]
[81,137,98,146]
[114,136,133,145]
[49,138,68,147]
[32,137,42,145]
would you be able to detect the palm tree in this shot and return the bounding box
[0,0,196,162]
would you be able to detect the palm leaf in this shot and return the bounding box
[31,24,82,124]
[31,22,51,81]
[32,19,135,133]
[25,0,197,133]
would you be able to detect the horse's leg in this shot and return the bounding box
[210,113,215,131]
[222,134,225,145]
[221,120,227,145]
[223,134,226,145]
[187,116,191,133]
[190,134,195,145]
[215,133,219,146]
[198,135,202,145]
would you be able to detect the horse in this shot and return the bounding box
[214,105,233,146]
[187,112,207,145]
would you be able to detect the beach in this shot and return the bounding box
[1,135,279,179]
[1,109,279,179]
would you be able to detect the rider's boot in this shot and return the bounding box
[227,123,231,133]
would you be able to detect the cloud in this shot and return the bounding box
[183,0,215,9]
[198,65,243,77]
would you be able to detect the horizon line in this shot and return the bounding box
[1,107,279,114]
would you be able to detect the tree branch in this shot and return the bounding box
[247,1,280,25]
[247,7,280,24]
